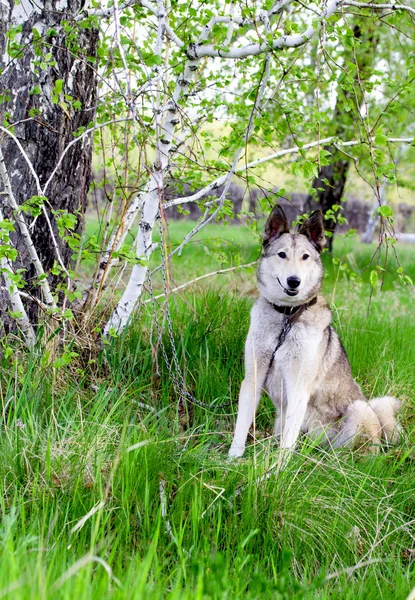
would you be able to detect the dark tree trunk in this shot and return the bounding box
[307,157,350,250]
[306,24,375,250]
[0,1,98,335]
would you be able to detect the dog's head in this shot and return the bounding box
[257,204,325,306]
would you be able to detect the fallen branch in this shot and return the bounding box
[325,558,384,581]
[159,478,178,547]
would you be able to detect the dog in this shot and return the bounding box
[228,205,400,458]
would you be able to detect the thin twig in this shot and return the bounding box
[144,261,258,303]
[325,558,384,581]
[162,137,414,211]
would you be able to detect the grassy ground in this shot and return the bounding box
[1,223,415,599]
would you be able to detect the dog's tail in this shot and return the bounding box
[334,397,401,452]
[334,400,382,452]
[369,396,401,445]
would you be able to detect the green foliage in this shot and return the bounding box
[18,195,47,218]
[0,249,414,597]
[52,347,79,368]
[0,10,414,599]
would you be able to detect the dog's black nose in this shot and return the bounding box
[287,276,301,289]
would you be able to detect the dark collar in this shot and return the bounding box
[270,296,317,317]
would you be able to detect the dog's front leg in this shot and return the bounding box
[280,380,310,450]
[228,338,268,458]
[228,378,263,458]
[280,341,321,453]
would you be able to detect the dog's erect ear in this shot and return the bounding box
[263,204,289,246]
[299,210,325,252]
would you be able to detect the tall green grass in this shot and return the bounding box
[0,229,415,599]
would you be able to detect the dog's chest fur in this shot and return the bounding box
[251,295,365,428]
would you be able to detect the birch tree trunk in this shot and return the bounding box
[0,0,98,335]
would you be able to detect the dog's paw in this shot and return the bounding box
[228,444,245,459]
[386,422,404,446]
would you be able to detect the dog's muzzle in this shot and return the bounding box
[277,276,300,297]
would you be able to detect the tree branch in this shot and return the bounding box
[86,0,184,47]
[0,145,57,311]
[343,1,415,16]
[169,53,271,258]
[0,204,36,347]
[104,0,199,335]
[0,126,70,278]
[188,0,342,59]
[163,136,415,210]
[143,261,258,304]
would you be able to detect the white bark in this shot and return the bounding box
[140,0,184,47]
[113,0,135,113]
[343,1,415,16]
[198,0,294,39]
[189,0,342,60]
[0,205,36,347]
[162,175,229,211]
[0,257,36,347]
[104,43,272,334]
[0,145,57,310]
[85,0,184,47]
[104,0,194,334]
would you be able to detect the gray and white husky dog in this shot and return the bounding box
[229,205,400,458]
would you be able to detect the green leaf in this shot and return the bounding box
[0,220,15,232]
[374,133,387,145]
[54,79,64,95]
[376,206,394,218]
[370,269,378,289]
[52,350,79,369]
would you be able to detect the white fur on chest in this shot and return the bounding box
[276,323,322,360]
[266,323,324,391]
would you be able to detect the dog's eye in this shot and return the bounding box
[302,254,310,260]
[278,252,286,259]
